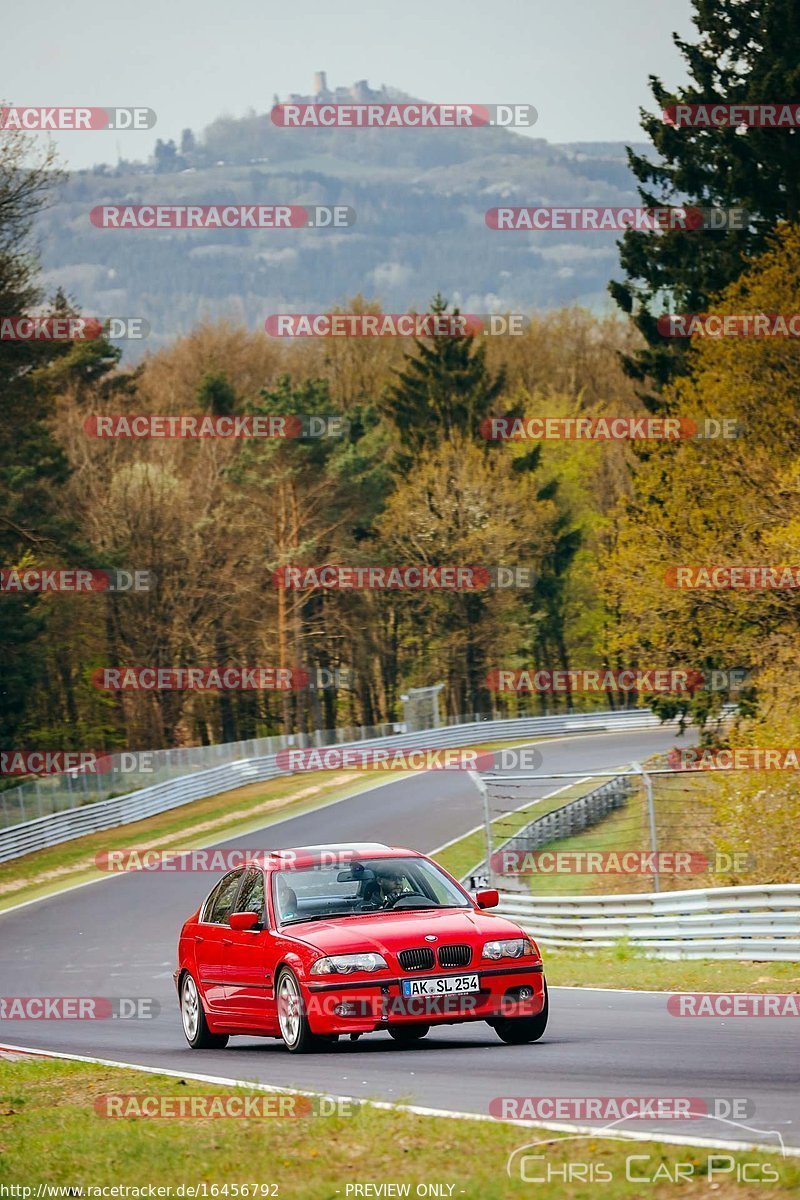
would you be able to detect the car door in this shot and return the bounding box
[223,867,276,1029]
[194,868,244,1014]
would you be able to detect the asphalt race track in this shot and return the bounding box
[1,726,798,1153]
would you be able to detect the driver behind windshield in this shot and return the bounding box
[374,865,407,908]
[360,864,409,909]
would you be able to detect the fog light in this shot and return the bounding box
[519,987,533,1000]
[334,1002,357,1017]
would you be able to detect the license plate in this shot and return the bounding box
[401,973,479,997]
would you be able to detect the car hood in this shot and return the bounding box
[284,906,528,955]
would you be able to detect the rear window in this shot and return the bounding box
[204,869,244,924]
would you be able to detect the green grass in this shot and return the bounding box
[515,780,650,897]
[544,947,800,992]
[0,1058,796,1197]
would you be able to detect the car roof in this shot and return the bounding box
[255,843,422,869]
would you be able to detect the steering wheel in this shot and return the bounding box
[381,889,424,910]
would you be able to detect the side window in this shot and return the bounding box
[235,869,266,921]
[205,870,244,924]
[200,878,224,923]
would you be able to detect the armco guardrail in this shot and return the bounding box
[500,776,634,852]
[496,885,800,960]
[0,708,664,863]
[0,706,663,828]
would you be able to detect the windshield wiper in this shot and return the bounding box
[283,910,367,925]
[283,903,468,925]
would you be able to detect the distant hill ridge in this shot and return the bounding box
[37,77,651,356]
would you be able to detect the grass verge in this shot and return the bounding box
[0,1056,796,1198]
[544,948,800,992]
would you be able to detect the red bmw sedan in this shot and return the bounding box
[175,843,548,1053]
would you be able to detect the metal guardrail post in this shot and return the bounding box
[468,769,495,890]
[632,760,660,893]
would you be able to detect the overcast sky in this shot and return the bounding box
[2,0,696,170]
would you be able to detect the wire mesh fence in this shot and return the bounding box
[465,756,755,896]
[0,720,408,830]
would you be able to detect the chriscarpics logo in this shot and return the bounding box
[506,1116,787,1185]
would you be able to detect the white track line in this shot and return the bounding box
[2,1041,795,1158]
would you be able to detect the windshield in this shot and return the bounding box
[272,856,470,926]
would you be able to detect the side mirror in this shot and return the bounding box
[229,910,261,931]
[475,889,499,910]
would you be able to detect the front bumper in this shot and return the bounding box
[304,963,545,1033]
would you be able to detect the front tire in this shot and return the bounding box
[276,968,326,1053]
[493,986,549,1045]
[387,1023,430,1045]
[180,972,229,1049]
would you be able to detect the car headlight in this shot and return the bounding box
[482,938,537,961]
[310,952,389,975]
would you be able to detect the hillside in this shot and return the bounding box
[35,98,651,357]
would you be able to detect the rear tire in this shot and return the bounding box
[493,986,549,1045]
[180,972,229,1049]
[387,1024,430,1044]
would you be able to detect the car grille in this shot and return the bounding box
[437,944,472,968]
[398,947,435,971]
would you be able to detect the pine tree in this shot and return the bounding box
[198,371,237,416]
[609,0,800,403]
[0,127,70,742]
[380,294,506,453]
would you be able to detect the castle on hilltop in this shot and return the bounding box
[274,73,404,107]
